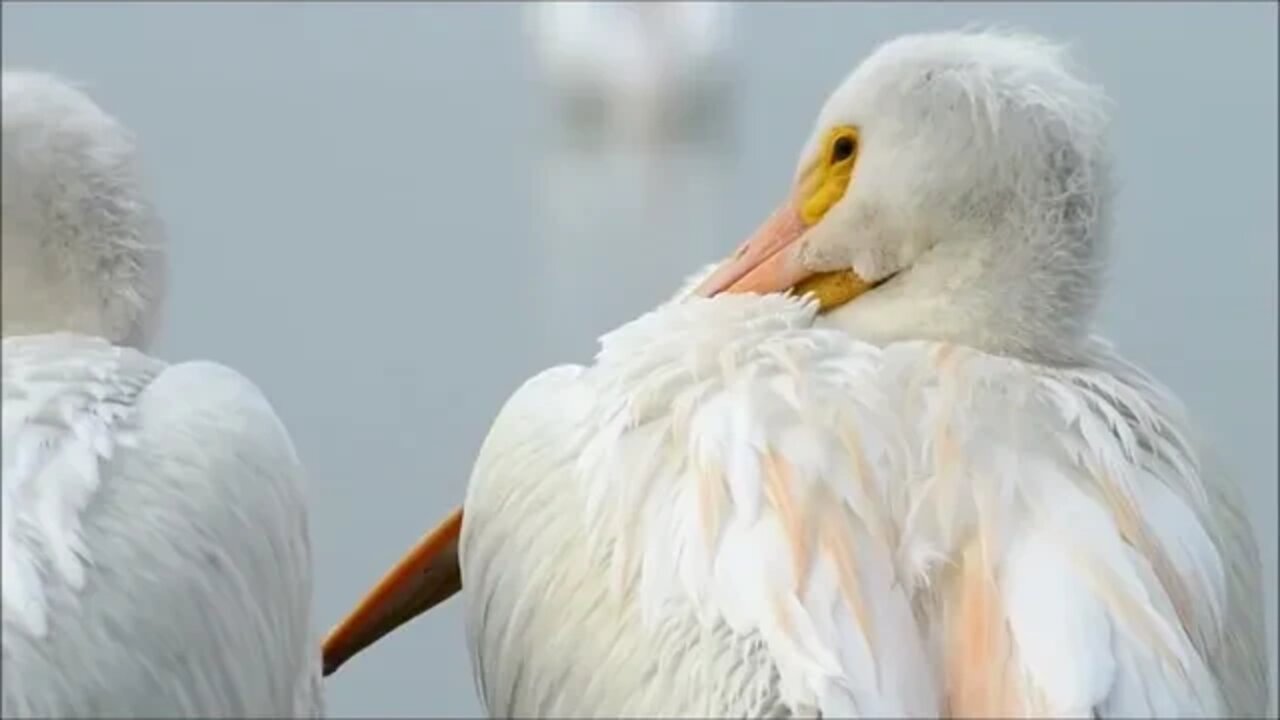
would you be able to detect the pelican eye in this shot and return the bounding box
[830,135,856,163]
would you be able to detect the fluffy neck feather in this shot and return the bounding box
[823,213,1109,366]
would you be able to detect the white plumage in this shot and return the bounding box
[1,70,321,717]
[463,294,1265,716]
[323,29,1270,717]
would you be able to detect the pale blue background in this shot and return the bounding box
[4,2,1275,716]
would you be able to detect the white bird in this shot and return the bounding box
[321,31,1271,717]
[526,1,736,148]
[1,70,322,717]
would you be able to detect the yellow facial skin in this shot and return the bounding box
[799,125,859,225]
[793,126,867,312]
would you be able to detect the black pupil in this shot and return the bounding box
[832,136,855,162]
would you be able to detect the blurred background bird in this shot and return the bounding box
[1,70,321,717]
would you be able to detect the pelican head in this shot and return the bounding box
[2,70,167,349]
[695,30,1111,361]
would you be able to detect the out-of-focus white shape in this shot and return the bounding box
[1,70,321,717]
[526,1,736,148]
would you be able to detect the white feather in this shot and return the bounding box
[1,334,321,717]
[461,290,1262,717]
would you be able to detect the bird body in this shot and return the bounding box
[1,70,321,717]
[461,292,1267,717]
[2,335,320,717]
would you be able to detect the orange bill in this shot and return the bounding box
[322,506,463,676]
[693,195,876,310]
[693,199,811,299]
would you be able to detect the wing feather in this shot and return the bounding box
[576,295,939,717]
[459,295,1266,718]
[889,340,1246,717]
[1,334,320,718]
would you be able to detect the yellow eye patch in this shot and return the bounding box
[799,126,859,225]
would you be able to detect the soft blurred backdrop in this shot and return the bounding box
[4,1,1275,716]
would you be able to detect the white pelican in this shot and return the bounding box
[1,70,322,717]
[322,30,1271,716]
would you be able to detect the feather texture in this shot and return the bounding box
[1,333,321,718]
[459,293,1267,717]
